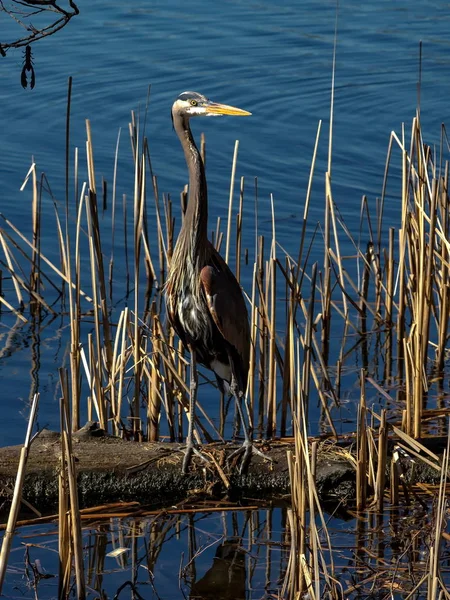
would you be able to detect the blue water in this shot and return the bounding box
[0,0,449,444]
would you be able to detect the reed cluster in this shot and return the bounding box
[0,80,450,596]
[283,113,450,598]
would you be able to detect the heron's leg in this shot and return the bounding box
[181,347,209,473]
[227,378,273,474]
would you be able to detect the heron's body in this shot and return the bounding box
[165,91,259,473]
[167,240,249,395]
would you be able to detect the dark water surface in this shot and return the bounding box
[2,505,449,599]
[0,1,449,439]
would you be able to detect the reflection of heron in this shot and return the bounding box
[190,539,246,600]
[166,91,267,473]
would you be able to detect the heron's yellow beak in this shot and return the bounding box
[206,102,252,116]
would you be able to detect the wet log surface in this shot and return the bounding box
[0,425,447,517]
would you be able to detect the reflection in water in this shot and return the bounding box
[2,501,449,599]
[2,508,288,599]
[190,539,246,600]
[1,502,450,599]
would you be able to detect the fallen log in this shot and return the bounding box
[0,426,354,515]
[0,425,447,518]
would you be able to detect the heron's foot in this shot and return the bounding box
[179,442,210,474]
[227,440,274,474]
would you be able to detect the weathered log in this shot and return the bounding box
[0,427,355,515]
[0,426,447,518]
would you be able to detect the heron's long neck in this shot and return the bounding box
[175,117,208,260]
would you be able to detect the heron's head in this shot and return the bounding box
[172,91,251,121]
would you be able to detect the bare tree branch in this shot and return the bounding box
[0,0,79,53]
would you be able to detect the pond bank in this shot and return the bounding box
[0,427,446,519]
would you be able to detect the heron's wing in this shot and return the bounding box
[165,280,189,347]
[200,260,250,369]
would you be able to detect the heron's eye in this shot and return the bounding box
[190,100,198,106]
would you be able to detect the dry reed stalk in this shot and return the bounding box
[153,317,175,441]
[148,306,161,441]
[0,294,27,322]
[109,128,122,299]
[235,176,244,283]
[174,338,184,441]
[396,116,439,440]
[58,388,71,599]
[152,175,167,286]
[319,15,337,371]
[86,227,107,430]
[59,368,86,598]
[66,181,86,431]
[280,292,295,438]
[396,147,408,374]
[411,163,426,437]
[0,244,55,313]
[225,140,239,265]
[213,216,221,251]
[326,176,348,319]
[61,435,86,597]
[267,257,277,437]
[356,371,367,510]
[365,426,377,493]
[300,264,317,430]
[162,192,175,262]
[0,231,24,307]
[427,425,450,599]
[374,409,387,512]
[385,228,395,325]
[132,150,145,438]
[0,222,58,298]
[404,337,412,435]
[30,162,40,299]
[85,120,113,374]
[294,120,322,289]
[247,263,258,430]
[436,169,450,371]
[257,235,266,433]
[0,393,39,595]
[358,226,371,322]
[0,214,92,303]
[109,307,129,435]
[301,305,339,598]
[284,453,305,598]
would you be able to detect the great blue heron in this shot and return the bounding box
[166,91,267,474]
